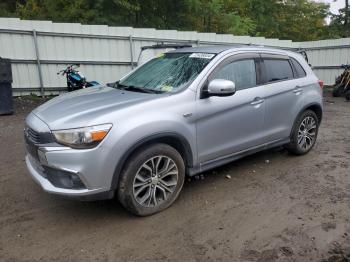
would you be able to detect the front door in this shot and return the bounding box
[196,54,267,164]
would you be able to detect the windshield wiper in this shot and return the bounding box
[116,83,163,94]
[127,86,156,94]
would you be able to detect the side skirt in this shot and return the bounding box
[188,138,290,176]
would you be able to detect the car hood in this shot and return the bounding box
[32,86,158,130]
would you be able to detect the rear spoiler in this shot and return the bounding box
[296,49,309,63]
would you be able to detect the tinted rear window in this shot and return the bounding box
[291,58,306,78]
[264,59,294,83]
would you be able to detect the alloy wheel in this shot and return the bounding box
[132,156,179,207]
[297,116,317,151]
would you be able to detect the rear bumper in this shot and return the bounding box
[25,154,114,201]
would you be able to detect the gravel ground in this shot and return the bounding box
[0,95,349,262]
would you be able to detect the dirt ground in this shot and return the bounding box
[0,94,350,262]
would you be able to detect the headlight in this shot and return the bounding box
[52,124,112,149]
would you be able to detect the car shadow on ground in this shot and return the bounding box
[44,146,289,220]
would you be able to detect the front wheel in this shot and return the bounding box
[285,110,319,155]
[117,143,185,216]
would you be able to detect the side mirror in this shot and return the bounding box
[204,79,236,98]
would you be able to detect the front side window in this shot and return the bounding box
[264,59,293,83]
[211,59,257,91]
[118,52,215,93]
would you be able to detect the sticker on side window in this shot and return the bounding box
[189,53,215,59]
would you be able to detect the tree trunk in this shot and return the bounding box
[345,0,349,27]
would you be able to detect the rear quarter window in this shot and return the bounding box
[264,59,294,83]
[290,58,307,78]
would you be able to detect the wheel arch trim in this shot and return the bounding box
[290,102,323,138]
[110,132,194,191]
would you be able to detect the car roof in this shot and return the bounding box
[168,45,291,55]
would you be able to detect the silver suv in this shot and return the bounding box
[25,46,323,216]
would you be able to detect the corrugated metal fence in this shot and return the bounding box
[0,18,349,96]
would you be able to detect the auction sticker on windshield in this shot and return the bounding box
[189,53,215,59]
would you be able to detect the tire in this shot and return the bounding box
[332,84,344,97]
[285,110,319,155]
[67,83,73,92]
[335,75,342,85]
[345,91,350,101]
[117,143,185,216]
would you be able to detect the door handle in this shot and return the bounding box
[250,97,264,106]
[293,86,303,93]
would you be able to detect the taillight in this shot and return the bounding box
[318,80,324,89]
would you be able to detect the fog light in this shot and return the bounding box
[43,166,86,189]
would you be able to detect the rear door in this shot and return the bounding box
[260,54,305,142]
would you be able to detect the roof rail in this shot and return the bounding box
[141,43,192,51]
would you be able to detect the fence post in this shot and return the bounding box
[129,35,134,69]
[32,30,45,97]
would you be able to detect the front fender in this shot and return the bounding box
[105,118,197,191]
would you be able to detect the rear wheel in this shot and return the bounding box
[332,84,344,97]
[117,143,185,216]
[286,110,319,155]
[67,82,74,92]
[345,90,350,101]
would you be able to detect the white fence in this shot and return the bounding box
[0,18,349,96]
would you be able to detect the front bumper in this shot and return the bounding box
[25,154,112,200]
[24,113,116,200]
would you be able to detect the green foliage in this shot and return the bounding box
[326,0,350,38]
[16,0,100,23]
[258,0,329,41]
[0,0,19,17]
[186,0,256,35]
[0,0,349,41]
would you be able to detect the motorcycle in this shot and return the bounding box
[57,64,100,92]
[332,64,350,100]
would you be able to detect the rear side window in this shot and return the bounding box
[264,59,293,83]
[291,58,307,78]
[211,59,257,91]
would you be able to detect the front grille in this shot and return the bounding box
[25,124,55,162]
[25,125,55,145]
[26,127,41,144]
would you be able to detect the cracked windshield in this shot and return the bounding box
[118,52,215,93]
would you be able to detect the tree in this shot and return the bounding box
[326,0,350,38]
[15,0,100,24]
[0,0,345,41]
[185,0,256,35]
[0,0,24,17]
[275,0,329,41]
[237,0,329,41]
[345,0,349,27]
